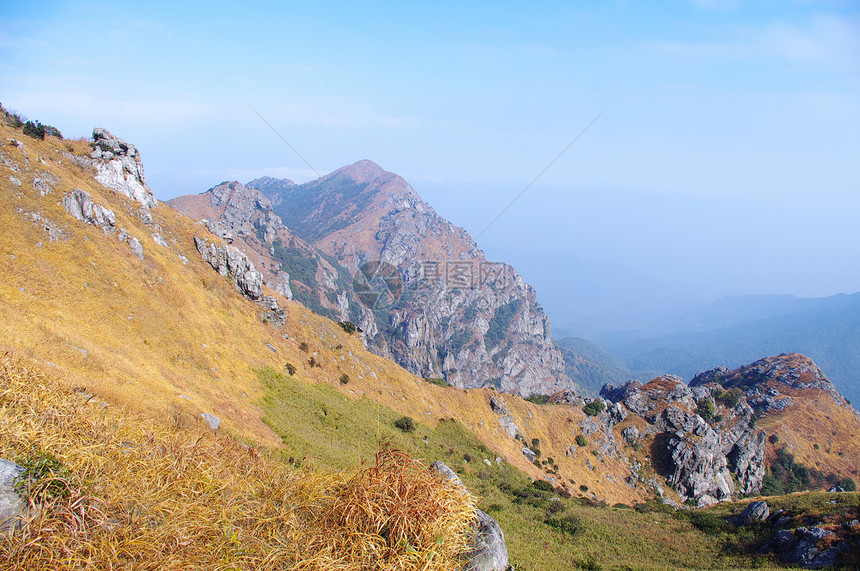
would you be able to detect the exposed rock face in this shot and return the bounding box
[246,161,575,397]
[601,375,765,505]
[547,388,585,406]
[194,236,263,300]
[63,188,116,230]
[489,395,523,439]
[430,460,508,571]
[169,181,348,318]
[90,128,157,208]
[765,526,853,569]
[63,188,147,259]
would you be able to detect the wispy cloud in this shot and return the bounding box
[251,96,425,131]
[2,84,215,126]
[687,0,742,10]
[649,12,860,72]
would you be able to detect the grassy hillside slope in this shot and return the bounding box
[2,115,858,569]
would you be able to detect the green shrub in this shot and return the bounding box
[339,373,350,385]
[299,342,309,352]
[23,120,46,140]
[696,398,715,421]
[583,401,605,416]
[394,416,415,432]
[761,473,785,496]
[337,321,357,334]
[575,434,587,447]
[545,513,580,536]
[532,479,554,493]
[684,511,733,535]
[838,477,857,491]
[525,394,550,405]
[284,362,297,376]
[16,450,72,500]
[424,377,448,387]
[717,388,744,408]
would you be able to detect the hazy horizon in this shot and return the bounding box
[3,0,858,327]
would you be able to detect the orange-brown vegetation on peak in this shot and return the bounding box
[641,376,684,392]
[758,385,860,483]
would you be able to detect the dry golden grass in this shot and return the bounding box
[0,119,657,506]
[0,355,476,570]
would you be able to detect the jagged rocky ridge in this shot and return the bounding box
[172,161,575,397]
[247,161,573,396]
[601,375,766,507]
[168,181,352,319]
[689,353,854,414]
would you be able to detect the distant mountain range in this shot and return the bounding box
[590,293,860,405]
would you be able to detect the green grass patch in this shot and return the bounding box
[258,367,799,570]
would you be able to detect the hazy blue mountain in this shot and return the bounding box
[554,337,633,397]
[594,292,860,405]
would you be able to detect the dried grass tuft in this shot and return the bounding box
[0,355,476,570]
[311,445,476,570]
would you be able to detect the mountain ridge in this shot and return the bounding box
[174,160,575,397]
[3,110,860,568]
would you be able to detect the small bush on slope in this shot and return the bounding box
[0,356,475,571]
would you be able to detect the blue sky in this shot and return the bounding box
[2,1,859,330]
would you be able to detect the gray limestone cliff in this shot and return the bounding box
[600,375,765,507]
[246,161,575,397]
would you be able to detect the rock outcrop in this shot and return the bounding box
[63,188,147,259]
[169,181,348,318]
[62,188,116,229]
[601,375,766,506]
[690,353,852,413]
[194,236,263,300]
[90,128,157,209]
[765,526,854,569]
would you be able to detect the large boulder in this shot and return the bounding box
[729,501,769,526]
[0,458,34,533]
[430,460,508,571]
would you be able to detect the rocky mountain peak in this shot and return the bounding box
[331,159,391,183]
[242,161,576,397]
